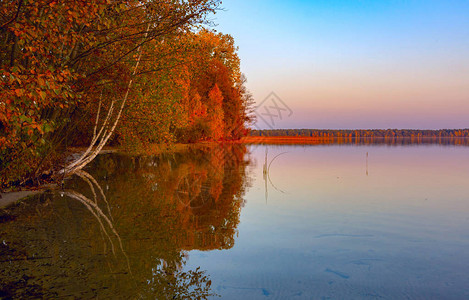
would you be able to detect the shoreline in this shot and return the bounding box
[0,190,42,208]
[0,184,57,209]
[4,136,467,206]
[0,141,240,207]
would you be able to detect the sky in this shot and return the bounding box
[214,0,469,129]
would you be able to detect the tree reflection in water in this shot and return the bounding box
[0,143,251,299]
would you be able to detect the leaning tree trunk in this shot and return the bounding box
[60,24,150,177]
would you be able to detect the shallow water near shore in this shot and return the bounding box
[1,143,469,299]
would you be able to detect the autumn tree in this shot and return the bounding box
[0,0,221,185]
[206,84,224,140]
[176,29,252,142]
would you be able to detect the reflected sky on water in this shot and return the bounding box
[187,144,469,299]
[1,143,469,299]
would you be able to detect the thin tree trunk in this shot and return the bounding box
[60,23,151,177]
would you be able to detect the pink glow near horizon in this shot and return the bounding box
[217,1,469,129]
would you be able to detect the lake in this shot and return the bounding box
[1,143,469,299]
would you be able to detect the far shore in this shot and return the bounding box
[241,136,334,144]
[241,135,469,145]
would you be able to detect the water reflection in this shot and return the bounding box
[186,144,469,299]
[0,144,251,299]
[4,140,469,299]
[262,148,289,203]
[63,170,131,275]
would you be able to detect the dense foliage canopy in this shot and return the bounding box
[0,0,253,187]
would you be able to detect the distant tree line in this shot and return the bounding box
[251,129,469,138]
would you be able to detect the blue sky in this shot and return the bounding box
[214,0,469,129]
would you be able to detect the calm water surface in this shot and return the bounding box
[1,143,469,299]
